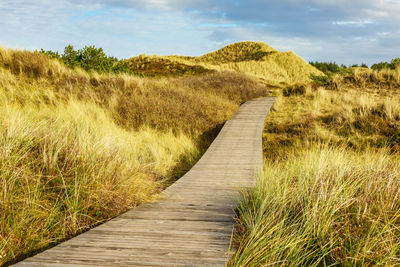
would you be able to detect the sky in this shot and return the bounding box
[0,0,399,65]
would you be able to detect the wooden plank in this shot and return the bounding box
[13,97,275,267]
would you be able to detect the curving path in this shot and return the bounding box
[15,97,276,267]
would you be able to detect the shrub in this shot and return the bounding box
[309,61,353,78]
[371,62,393,70]
[371,58,400,70]
[309,74,330,86]
[283,83,307,96]
[351,63,368,68]
[40,45,132,74]
[309,61,341,75]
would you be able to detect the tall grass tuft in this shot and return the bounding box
[230,146,400,266]
[0,100,198,264]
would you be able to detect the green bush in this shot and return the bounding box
[309,61,341,75]
[40,45,132,74]
[309,74,330,86]
[309,61,352,76]
[371,62,393,70]
[351,63,368,68]
[371,58,400,70]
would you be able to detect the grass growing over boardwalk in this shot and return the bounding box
[0,46,269,265]
[230,67,400,266]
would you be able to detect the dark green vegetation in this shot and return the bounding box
[309,61,352,75]
[310,58,400,75]
[40,45,132,74]
[371,58,400,70]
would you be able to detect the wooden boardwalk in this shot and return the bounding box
[15,97,276,267]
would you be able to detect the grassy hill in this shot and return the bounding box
[127,41,323,85]
[0,46,269,265]
[127,55,212,76]
[196,41,278,63]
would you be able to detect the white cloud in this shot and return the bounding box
[332,20,375,26]
[0,0,399,64]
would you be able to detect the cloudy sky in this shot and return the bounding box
[0,0,399,65]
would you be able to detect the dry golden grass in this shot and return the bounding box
[0,102,196,263]
[230,146,400,266]
[197,41,277,63]
[328,66,400,91]
[127,41,323,86]
[230,69,400,265]
[6,43,397,266]
[263,81,400,160]
[214,51,321,86]
[127,55,212,76]
[0,46,269,265]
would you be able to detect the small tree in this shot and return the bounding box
[39,45,133,74]
[371,62,392,70]
[62,45,80,68]
[79,45,115,72]
[39,49,61,59]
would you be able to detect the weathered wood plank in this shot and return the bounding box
[14,97,275,266]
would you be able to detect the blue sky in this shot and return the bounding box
[0,0,399,65]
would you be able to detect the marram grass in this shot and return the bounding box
[230,146,400,266]
[230,67,400,266]
[0,46,269,265]
[0,100,198,264]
